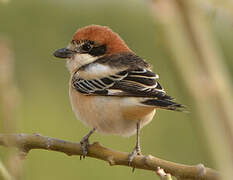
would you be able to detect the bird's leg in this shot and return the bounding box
[128,121,142,166]
[80,128,96,159]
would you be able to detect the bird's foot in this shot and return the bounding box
[80,136,90,160]
[128,146,142,169]
[79,128,96,160]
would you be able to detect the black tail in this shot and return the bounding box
[141,98,185,112]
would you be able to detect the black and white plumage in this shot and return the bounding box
[72,53,183,111]
[54,25,185,161]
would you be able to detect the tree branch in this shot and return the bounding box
[0,133,220,180]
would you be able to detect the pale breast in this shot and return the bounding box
[69,86,156,136]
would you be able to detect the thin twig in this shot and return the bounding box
[0,133,220,180]
[0,159,14,180]
[0,40,22,180]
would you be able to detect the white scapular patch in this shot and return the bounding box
[86,63,111,74]
[79,63,122,79]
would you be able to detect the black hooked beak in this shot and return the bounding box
[53,48,75,59]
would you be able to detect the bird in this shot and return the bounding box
[53,25,184,165]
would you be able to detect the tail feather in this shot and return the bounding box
[141,98,185,112]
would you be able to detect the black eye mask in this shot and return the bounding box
[82,43,92,52]
[88,44,107,56]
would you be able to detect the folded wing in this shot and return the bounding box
[72,68,184,111]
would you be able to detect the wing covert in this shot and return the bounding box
[72,68,170,99]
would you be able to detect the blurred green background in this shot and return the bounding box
[0,0,232,179]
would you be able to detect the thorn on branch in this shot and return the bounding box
[91,141,101,147]
[143,154,154,167]
[107,156,115,166]
[46,137,52,150]
[18,150,28,160]
[33,133,42,137]
[65,152,73,156]
[197,163,206,179]
[156,167,173,180]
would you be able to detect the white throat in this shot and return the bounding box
[66,54,99,73]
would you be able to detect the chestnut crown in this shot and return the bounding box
[71,25,131,56]
[53,25,132,60]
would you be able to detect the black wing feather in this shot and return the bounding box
[141,99,184,111]
[72,68,170,99]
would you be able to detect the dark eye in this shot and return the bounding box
[82,43,92,52]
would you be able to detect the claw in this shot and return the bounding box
[128,149,136,166]
[128,146,142,169]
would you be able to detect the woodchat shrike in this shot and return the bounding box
[53,25,184,164]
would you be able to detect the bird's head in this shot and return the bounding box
[53,25,131,72]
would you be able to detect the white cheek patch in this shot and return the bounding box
[66,54,99,73]
[76,54,99,67]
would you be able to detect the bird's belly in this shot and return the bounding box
[69,88,156,136]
